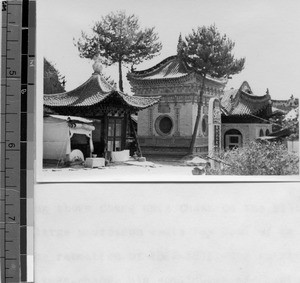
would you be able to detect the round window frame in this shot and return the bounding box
[155,115,174,136]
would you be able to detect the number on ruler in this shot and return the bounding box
[21,89,27,95]
[8,143,15,148]
[2,1,7,11]
[9,216,16,221]
[29,59,34,67]
[9,70,16,76]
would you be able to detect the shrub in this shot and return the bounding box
[207,141,299,175]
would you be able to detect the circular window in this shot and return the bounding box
[155,115,173,136]
[201,115,208,136]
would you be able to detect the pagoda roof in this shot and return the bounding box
[127,55,227,85]
[44,73,160,112]
[221,81,271,116]
[45,114,94,124]
[271,106,288,116]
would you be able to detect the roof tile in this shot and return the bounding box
[128,55,227,84]
[44,73,160,110]
[221,82,271,116]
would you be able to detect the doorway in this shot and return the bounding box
[70,133,91,158]
[224,129,242,150]
[107,118,122,151]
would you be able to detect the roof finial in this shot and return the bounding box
[92,55,103,74]
[177,33,185,58]
[266,88,269,96]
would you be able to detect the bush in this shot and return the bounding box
[207,141,299,175]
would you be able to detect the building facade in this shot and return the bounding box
[127,55,227,156]
[44,62,160,162]
[272,95,299,113]
[221,81,273,149]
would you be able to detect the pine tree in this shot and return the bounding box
[75,10,162,92]
[182,25,245,153]
[44,58,66,94]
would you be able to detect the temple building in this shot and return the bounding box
[127,42,278,156]
[127,52,226,156]
[272,95,299,113]
[43,61,160,162]
[220,81,273,149]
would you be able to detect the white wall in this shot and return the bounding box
[249,124,273,139]
[43,117,69,160]
[138,102,194,137]
[221,123,273,149]
[177,103,193,136]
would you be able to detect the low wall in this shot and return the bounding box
[139,136,208,156]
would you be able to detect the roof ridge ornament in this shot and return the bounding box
[92,56,103,75]
[177,33,185,58]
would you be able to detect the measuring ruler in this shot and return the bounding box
[1,0,35,282]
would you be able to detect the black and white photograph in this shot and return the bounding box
[37,0,299,181]
[2,1,299,282]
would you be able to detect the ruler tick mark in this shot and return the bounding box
[2,2,36,281]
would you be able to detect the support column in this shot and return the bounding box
[102,113,108,158]
[148,108,153,135]
[208,98,221,168]
[174,105,180,136]
[121,112,128,150]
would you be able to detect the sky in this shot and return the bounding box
[38,0,300,100]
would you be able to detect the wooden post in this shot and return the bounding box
[100,115,105,157]
[121,111,128,150]
[129,114,142,157]
[103,113,108,158]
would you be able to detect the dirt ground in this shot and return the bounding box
[40,155,293,182]
[40,155,210,182]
